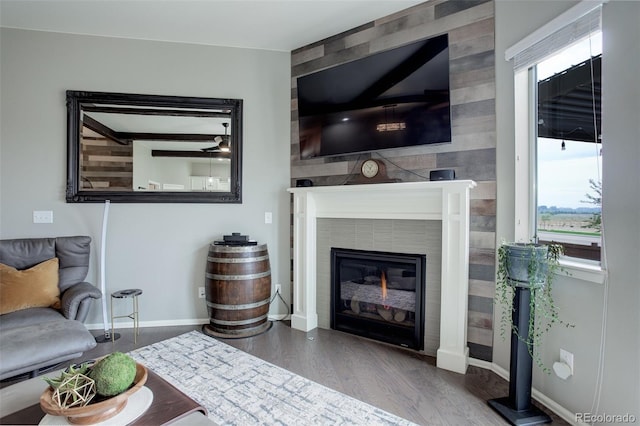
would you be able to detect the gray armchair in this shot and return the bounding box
[0,236,101,380]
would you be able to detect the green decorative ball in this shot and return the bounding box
[89,352,136,396]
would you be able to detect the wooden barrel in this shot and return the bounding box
[202,244,272,338]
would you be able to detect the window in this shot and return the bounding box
[536,32,602,262]
[508,1,604,267]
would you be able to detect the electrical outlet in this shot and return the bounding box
[198,287,206,298]
[275,284,281,294]
[560,349,574,374]
[264,212,273,224]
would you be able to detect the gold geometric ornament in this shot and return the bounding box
[51,373,96,409]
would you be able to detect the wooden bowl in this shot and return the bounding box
[40,363,148,425]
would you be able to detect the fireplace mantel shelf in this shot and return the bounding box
[287,180,476,374]
[288,180,475,220]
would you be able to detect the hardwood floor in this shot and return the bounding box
[3,321,568,425]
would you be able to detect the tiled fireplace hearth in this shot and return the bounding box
[288,180,476,374]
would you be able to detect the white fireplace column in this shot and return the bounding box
[287,180,476,374]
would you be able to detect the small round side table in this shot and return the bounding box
[111,289,142,343]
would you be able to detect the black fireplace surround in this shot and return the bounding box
[330,248,426,350]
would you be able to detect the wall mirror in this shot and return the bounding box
[66,90,243,203]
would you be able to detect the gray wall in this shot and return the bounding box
[290,0,496,362]
[0,28,292,326]
[495,0,640,419]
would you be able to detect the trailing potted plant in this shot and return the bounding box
[489,241,573,425]
[495,241,572,372]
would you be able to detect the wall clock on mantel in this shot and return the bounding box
[348,159,396,184]
[361,159,382,178]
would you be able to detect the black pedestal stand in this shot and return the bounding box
[488,286,552,426]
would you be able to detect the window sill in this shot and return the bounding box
[556,257,606,284]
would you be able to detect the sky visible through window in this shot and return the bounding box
[537,32,602,210]
[538,139,601,208]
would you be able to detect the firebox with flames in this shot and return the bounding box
[331,247,425,350]
[340,269,415,324]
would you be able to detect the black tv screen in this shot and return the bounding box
[297,33,451,160]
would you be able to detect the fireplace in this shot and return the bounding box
[288,180,476,373]
[331,248,425,350]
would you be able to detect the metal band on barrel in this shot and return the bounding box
[207,255,270,263]
[206,270,271,280]
[206,298,270,310]
[208,244,267,253]
[210,313,268,326]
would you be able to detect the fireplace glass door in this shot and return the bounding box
[330,248,425,350]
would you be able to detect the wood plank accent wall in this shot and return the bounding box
[80,137,133,190]
[290,0,496,361]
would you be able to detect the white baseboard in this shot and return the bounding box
[488,362,509,381]
[87,316,291,331]
[87,318,209,331]
[468,357,494,371]
[469,357,578,425]
[268,314,291,321]
[532,387,580,425]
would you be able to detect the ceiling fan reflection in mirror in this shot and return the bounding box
[202,122,230,152]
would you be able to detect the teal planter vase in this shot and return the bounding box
[504,243,549,287]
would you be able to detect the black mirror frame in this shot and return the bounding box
[66,90,243,203]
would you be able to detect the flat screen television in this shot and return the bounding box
[297,33,451,160]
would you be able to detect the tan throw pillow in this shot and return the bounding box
[0,258,61,315]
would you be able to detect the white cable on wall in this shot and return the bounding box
[99,200,110,335]
[587,30,609,420]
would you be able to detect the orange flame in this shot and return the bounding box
[381,271,387,302]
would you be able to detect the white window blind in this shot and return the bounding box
[506,1,603,71]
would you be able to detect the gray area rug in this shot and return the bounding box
[129,330,416,425]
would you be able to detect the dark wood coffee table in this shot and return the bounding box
[0,369,207,425]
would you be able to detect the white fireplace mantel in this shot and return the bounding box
[287,180,476,374]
